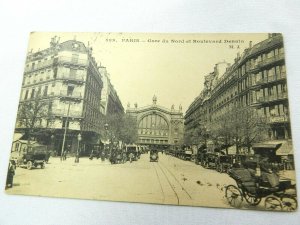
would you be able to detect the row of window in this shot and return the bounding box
[239,65,286,91]
[139,139,168,144]
[23,85,49,100]
[213,46,284,95]
[138,129,168,136]
[25,55,55,71]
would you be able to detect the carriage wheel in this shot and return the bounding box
[281,195,298,211]
[244,192,262,206]
[265,196,283,211]
[26,161,33,170]
[225,185,243,208]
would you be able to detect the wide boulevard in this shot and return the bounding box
[6,153,294,210]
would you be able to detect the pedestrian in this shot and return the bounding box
[6,160,16,189]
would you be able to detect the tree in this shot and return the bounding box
[17,94,49,144]
[100,113,138,145]
[229,105,269,154]
[210,118,232,155]
[184,122,210,146]
[119,114,138,144]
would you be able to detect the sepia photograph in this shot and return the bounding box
[5,32,297,212]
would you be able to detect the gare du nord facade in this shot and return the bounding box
[184,33,294,168]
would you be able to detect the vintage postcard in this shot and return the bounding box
[5,32,297,211]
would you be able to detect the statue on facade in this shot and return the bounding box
[171,104,175,110]
[152,95,157,105]
[134,103,138,108]
[179,104,182,112]
[127,102,130,108]
[50,36,60,48]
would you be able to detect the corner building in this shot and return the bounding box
[17,37,103,155]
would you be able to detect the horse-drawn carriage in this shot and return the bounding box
[225,167,297,211]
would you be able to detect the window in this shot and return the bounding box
[71,54,79,63]
[37,87,41,97]
[48,101,53,111]
[62,118,69,128]
[67,85,74,96]
[44,86,48,96]
[70,68,77,78]
[53,68,57,78]
[24,90,29,100]
[30,89,35,99]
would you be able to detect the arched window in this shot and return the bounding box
[138,114,169,136]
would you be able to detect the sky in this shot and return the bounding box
[27,32,268,113]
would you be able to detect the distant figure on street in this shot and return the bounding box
[6,160,16,189]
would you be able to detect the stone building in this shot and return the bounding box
[16,37,104,155]
[99,66,124,116]
[185,34,292,157]
[126,96,184,149]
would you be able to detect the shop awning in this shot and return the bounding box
[252,143,282,149]
[252,140,294,156]
[276,140,294,156]
[12,133,24,142]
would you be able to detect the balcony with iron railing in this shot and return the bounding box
[24,58,55,73]
[266,115,289,123]
[257,53,285,68]
[248,53,285,71]
[255,92,288,104]
[59,91,83,101]
[58,56,88,66]
[59,74,85,84]
[251,73,287,87]
[50,109,83,118]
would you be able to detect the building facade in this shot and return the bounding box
[17,37,104,155]
[126,96,184,148]
[185,34,291,152]
[99,66,124,115]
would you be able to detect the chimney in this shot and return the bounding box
[249,41,252,48]
[237,52,240,58]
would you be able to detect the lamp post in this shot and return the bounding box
[60,101,71,161]
[50,134,55,156]
[60,88,74,161]
[104,123,110,144]
[75,133,81,163]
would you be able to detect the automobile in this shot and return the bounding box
[202,152,218,169]
[183,149,193,161]
[125,144,138,163]
[216,155,232,173]
[12,144,47,170]
[150,149,159,162]
[89,149,100,160]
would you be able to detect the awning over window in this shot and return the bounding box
[252,143,282,149]
[13,133,24,142]
[252,140,293,156]
[276,140,294,156]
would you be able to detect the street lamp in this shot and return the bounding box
[50,134,55,156]
[75,133,81,163]
[60,89,73,161]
